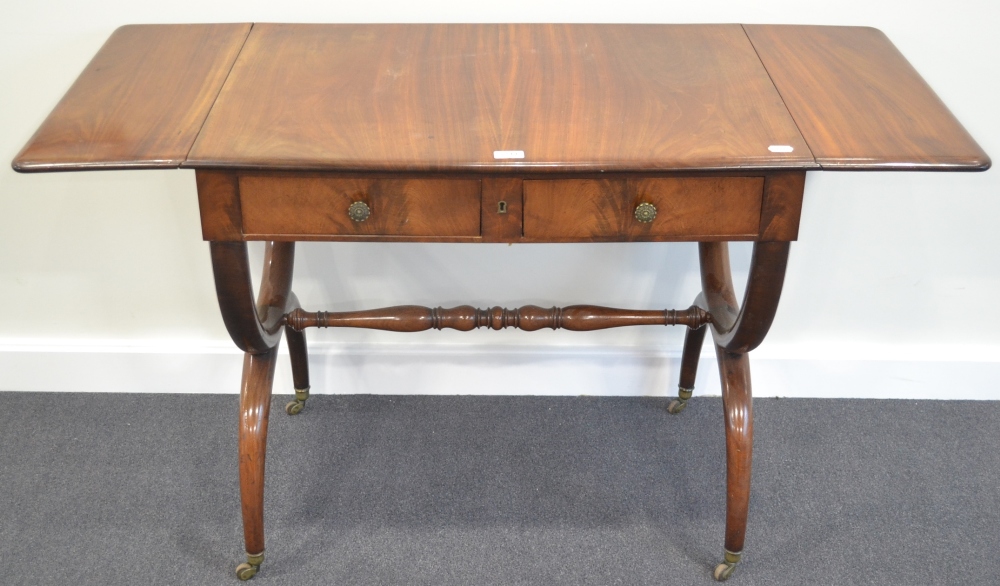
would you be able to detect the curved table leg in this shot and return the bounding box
[713,347,752,581]
[236,348,278,581]
[693,241,790,581]
[668,323,707,414]
[210,241,297,580]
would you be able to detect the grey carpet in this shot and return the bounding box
[0,393,997,586]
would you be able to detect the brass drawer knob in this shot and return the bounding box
[634,202,657,223]
[348,201,371,222]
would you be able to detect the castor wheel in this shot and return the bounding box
[713,562,736,581]
[235,562,259,581]
[713,550,741,582]
[285,386,310,416]
[236,552,264,581]
[667,386,693,414]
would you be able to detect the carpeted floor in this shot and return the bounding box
[0,392,996,585]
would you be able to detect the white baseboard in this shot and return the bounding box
[0,340,998,400]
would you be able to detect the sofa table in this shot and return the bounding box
[13,23,989,581]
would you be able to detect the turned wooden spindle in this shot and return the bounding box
[284,304,711,333]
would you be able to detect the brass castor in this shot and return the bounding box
[236,552,264,581]
[713,550,741,582]
[235,563,258,581]
[667,387,693,414]
[285,386,310,416]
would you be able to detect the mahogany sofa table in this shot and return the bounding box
[13,23,989,582]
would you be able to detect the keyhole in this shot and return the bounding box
[497,200,508,214]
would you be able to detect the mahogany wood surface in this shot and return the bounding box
[222,170,802,244]
[238,347,277,558]
[523,179,628,239]
[679,325,708,391]
[481,177,524,242]
[13,24,251,172]
[284,318,310,392]
[490,24,813,172]
[698,241,790,353]
[690,240,786,558]
[190,24,499,173]
[196,170,244,241]
[238,176,481,238]
[285,305,711,333]
[185,23,813,172]
[758,172,806,242]
[717,347,753,555]
[214,240,299,563]
[210,241,295,354]
[634,177,763,239]
[745,25,990,171]
[523,177,764,241]
[14,24,989,173]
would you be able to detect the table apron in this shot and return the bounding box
[196,171,806,244]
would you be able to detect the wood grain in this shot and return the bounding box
[745,25,990,170]
[238,347,277,558]
[481,177,524,242]
[186,24,813,172]
[693,239,790,559]
[196,170,243,241]
[698,241,790,353]
[758,172,806,241]
[232,240,298,563]
[522,177,763,241]
[716,347,753,556]
[238,175,482,238]
[187,24,501,172]
[17,24,990,174]
[13,24,250,172]
[210,241,295,354]
[284,322,310,393]
[678,324,708,392]
[497,24,813,172]
[634,177,763,239]
[523,179,629,239]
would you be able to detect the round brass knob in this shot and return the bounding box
[634,202,657,223]
[348,201,371,222]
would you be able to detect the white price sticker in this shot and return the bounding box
[493,150,525,159]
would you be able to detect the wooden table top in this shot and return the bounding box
[13,23,989,174]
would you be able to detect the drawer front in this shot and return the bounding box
[239,176,481,237]
[523,177,764,240]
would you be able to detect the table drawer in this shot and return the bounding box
[523,177,764,240]
[239,176,481,237]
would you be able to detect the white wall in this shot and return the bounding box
[1,1,997,399]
